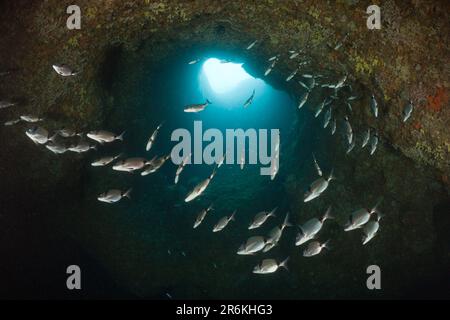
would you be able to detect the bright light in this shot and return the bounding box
[202,58,252,94]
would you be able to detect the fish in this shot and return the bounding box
[402,100,413,122]
[298,80,310,91]
[246,40,258,50]
[369,132,379,156]
[344,199,382,231]
[334,74,347,89]
[20,115,44,123]
[248,207,277,230]
[264,67,273,76]
[243,89,255,108]
[45,140,68,154]
[303,240,330,257]
[174,153,191,184]
[141,154,170,176]
[237,235,268,255]
[330,118,337,135]
[270,155,279,180]
[253,257,289,274]
[91,154,122,167]
[112,157,149,172]
[184,99,211,113]
[361,128,371,148]
[296,206,333,246]
[346,137,356,154]
[68,140,97,153]
[314,100,326,118]
[343,116,353,145]
[184,166,217,202]
[286,68,298,82]
[146,122,163,151]
[87,130,125,144]
[303,170,335,202]
[346,102,353,113]
[370,94,378,118]
[193,204,214,229]
[289,52,299,59]
[0,100,16,109]
[213,210,236,232]
[298,92,309,109]
[323,107,332,128]
[347,95,358,101]
[52,64,78,76]
[268,55,279,62]
[4,119,21,126]
[56,128,81,138]
[362,214,383,245]
[312,153,322,177]
[97,188,132,203]
[188,58,201,65]
[263,212,292,252]
[25,126,50,145]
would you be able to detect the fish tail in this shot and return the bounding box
[206,99,212,104]
[322,206,333,222]
[123,188,132,199]
[117,131,126,141]
[328,169,335,181]
[269,207,278,217]
[280,257,289,271]
[322,239,331,250]
[283,212,292,228]
[230,210,237,221]
[371,198,383,214]
[376,212,384,222]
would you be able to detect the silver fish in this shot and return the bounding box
[20,115,44,123]
[298,92,309,109]
[52,64,78,76]
[264,67,273,76]
[268,55,279,62]
[237,235,268,255]
[25,126,49,145]
[174,153,191,184]
[263,212,292,252]
[243,89,255,108]
[370,94,378,118]
[213,210,236,232]
[346,137,356,154]
[289,52,299,59]
[369,132,379,156]
[304,170,334,202]
[246,40,258,50]
[362,214,382,245]
[296,207,333,246]
[97,188,132,203]
[91,154,122,167]
[344,116,353,145]
[346,102,353,113]
[0,100,16,109]
[303,240,330,257]
[330,118,337,135]
[184,99,211,113]
[185,166,217,202]
[323,108,332,128]
[141,154,170,176]
[402,100,413,122]
[113,157,149,172]
[193,204,214,229]
[344,199,382,231]
[188,58,201,65]
[4,119,21,126]
[334,74,347,89]
[146,122,163,151]
[314,100,326,118]
[87,130,124,144]
[56,128,81,138]
[248,207,277,230]
[286,68,298,82]
[361,128,371,148]
[253,257,289,274]
[68,140,96,153]
[45,140,68,154]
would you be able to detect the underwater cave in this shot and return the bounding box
[0,1,448,300]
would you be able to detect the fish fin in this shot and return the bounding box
[376,212,384,222]
[279,257,289,271]
[322,206,333,222]
[117,131,125,141]
[123,188,132,199]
